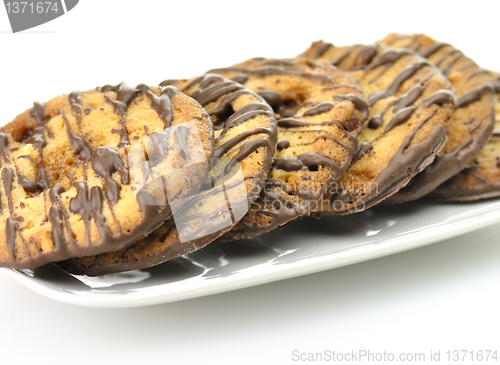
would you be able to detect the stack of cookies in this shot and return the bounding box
[0,34,498,276]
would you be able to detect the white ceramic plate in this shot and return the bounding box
[5,199,500,308]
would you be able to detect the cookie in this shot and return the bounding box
[376,34,495,203]
[299,42,455,213]
[0,83,213,269]
[427,71,500,200]
[58,74,277,275]
[210,58,368,240]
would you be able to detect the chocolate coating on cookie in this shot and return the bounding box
[0,84,213,269]
[299,43,455,213]
[428,72,500,200]
[58,75,278,275]
[376,34,495,203]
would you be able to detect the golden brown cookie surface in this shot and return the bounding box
[299,42,455,213]
[428,72,500,200]
[377,34,495,203]
[58,74,278,275]
[0,83,213,269]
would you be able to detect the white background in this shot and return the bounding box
[1,1,500,364]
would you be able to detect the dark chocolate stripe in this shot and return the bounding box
[466,69,488,82]
[273,153,339,172]
[0,133,10,163]
[193,82,243,106]
[62,115,92,162]
[141,85,178,128]
[433,49,460,69]
[441,52,463,76]
[302,102,336,117]
[68,90,92,180]
[2,167,14,214]
[101,82,136,147]
[492,81,500,94]
[365,49,414,72]
[257,89,284,111]
[368,61,428,106]
[277,140,290,150]
[174,124,190,160]
[48,203,66,251]
[208,89,259,120]
[456,83,494,109]
[277,117,343,129]
[3,166,17,259]
[69,91,82,118]
[351,142,373,165]
[327,45,357,67]
[384,106,417,133]
[214,127,273,159]
[49,186,78,247]
[90,185,114,242]
[91,146,129,205]
[16,170,37,193]
[214,138,271,184]
[29,101,50,191]
[313,41,334,59]
[424,90,456,108]
[69,182,91,245]
[334,94,370,121]
[215,103,273,143]
[5,218,17,260]
[418,42,448,58]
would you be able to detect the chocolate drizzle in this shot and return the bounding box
[91,146,129,205]
[62,115,92,162]
[0,80,216,270]
[364,49,413,73]
[3,167,17,259]
[423,90,456,108]
[257,89,284,112]
[2,167,14,214]
[367,83,424,130]
[273,153,339,173]
[28,101,50,191]
[141,85,178,128]
[69,182,91,244]
[320,44,379,71]
[48,203,66,252]
[368,61,428,106]
[456,83,494,109]
[351,142,373,165]
[100,82,137,147]
[334,94,370,122]
[334,109,447,212]
[313,41,334,58]
[89,186,113,242]
[69,91,82,117]
[16,170,37,193]
[207,59,368,241]
[0,133,10,163]
[418,42,448,58]
[302,102,336,117]
[5,217,17,260]
[377,34,496,204]
[277,140,290,150]
[58,74,279,275]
